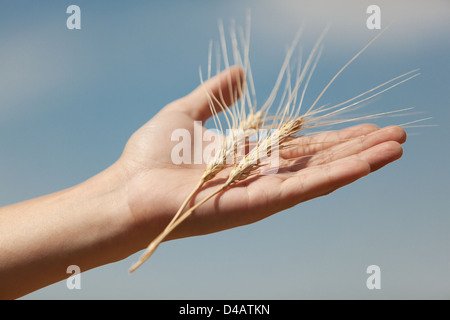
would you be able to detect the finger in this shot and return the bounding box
[279,157,371,207]
[168,66,245,122]
[305,125,406,167]
[357,140,404,172]
[281,123,379,159]
[278,128,405,207]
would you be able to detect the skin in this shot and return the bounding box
[0,66,406,299]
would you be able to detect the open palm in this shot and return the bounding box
[116,66,406,249]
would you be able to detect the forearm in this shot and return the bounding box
[0,164,132,299]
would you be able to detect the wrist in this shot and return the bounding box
[75,161,136,265]
[0,161,135,299]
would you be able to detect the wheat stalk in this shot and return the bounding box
[129,21,426,273]
[164,19,264,229]
[162,17,305,231]
[129,20,304,273]
[128,117,304,273]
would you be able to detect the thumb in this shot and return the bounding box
[167,66,245,122]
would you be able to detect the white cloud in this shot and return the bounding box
[253,0,450,46]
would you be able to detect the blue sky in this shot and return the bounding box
[1,0,449,299]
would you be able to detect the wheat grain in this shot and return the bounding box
[129,20,427,273]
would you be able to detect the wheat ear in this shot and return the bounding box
[128,115,304,273]
[129,22,425,273]
[163,20,261,230]
[161,17,302,231]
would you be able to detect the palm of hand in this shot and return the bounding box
[116,67,406,243]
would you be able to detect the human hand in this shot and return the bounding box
[0,65,407,298]
[113,66,406,255]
